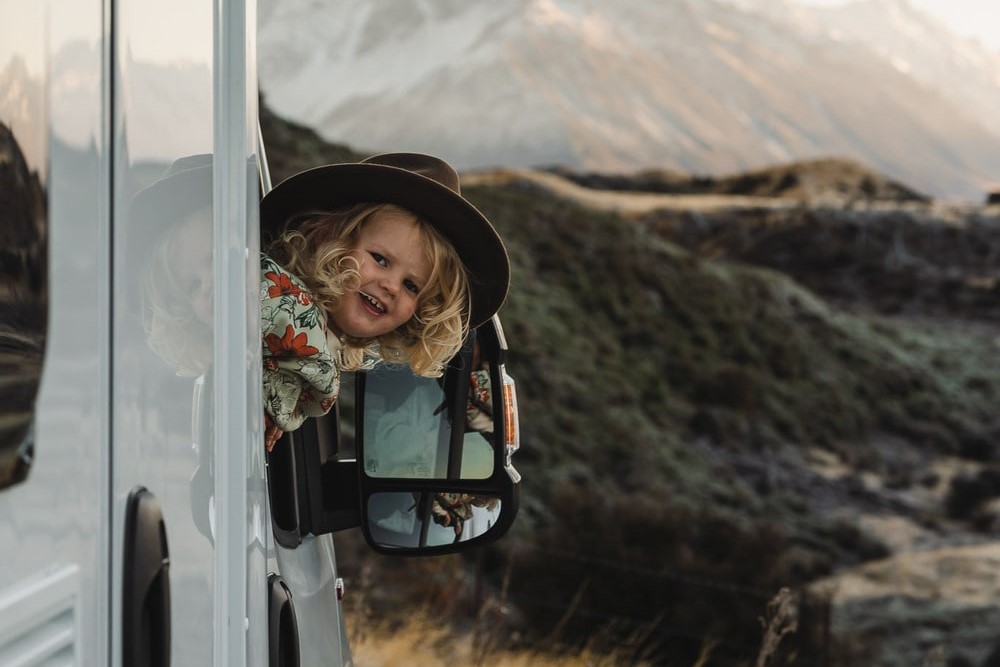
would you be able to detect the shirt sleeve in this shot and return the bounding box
[260,255,340,432]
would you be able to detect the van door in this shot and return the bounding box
[109,1,265,665]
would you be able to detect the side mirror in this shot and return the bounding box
[355,315,521,555]
[265,315,522,556]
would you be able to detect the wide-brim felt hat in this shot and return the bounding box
[260,153,509,328]
[130,154,213,227]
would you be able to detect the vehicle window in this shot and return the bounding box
[0,12,48,491]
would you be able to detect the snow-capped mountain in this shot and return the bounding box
[257,0,1000,202]
[731,0,1000,136]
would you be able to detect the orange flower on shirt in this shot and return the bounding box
[265,270,303,299]
[265,324,319,358]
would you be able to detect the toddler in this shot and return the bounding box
[259,153,509,450]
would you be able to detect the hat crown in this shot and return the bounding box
[163,153,213,178]
[362,153,461,195]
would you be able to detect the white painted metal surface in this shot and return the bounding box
[2,1,353,665]
[110,0,218,661]
[213,0,268,664]
[0,566,79,666]
[0,0,109,664]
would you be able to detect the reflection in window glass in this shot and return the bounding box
[0,22,48,488]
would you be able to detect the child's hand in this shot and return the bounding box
[264,413,284,452]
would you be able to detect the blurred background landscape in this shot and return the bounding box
[258,1,1000,665]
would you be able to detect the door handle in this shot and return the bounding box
[268,574,300,667]
[123,486,171,667]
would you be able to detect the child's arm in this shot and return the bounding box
[264,413,283,452]
[262,323,339,435]
[261,255,339,448]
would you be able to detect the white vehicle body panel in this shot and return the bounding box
[0,0,109,664]
[0,0,350,665]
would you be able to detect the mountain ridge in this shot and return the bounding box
[258,0,1000,203]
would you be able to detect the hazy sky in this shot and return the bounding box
[798,0,1000,51]
[7,1,996,71]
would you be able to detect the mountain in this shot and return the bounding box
[257,0,1000,203]
[728,0,1000,137]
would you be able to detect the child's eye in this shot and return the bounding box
[403,279,420,295]
[369,252,387,267]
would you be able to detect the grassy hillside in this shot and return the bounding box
[547,157,931,203]
[261,104,1000,665]
[458,181,999,664]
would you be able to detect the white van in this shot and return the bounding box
[0,2,521,665]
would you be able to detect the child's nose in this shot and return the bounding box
[379,275,399,298]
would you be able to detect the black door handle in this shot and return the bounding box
[123,486,171,667]
[268,574,300,667]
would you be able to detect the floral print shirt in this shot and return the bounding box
[260,253,340,432]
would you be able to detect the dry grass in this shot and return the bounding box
[347,587,802,667]
[349,613,653,667]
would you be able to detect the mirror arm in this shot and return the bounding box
[445,334,476,479]
[416,493,433,547]
[316,460,361,532]
[266,412,361,547]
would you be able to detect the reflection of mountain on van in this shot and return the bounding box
[0,122,47,300]
[0,120,47,487]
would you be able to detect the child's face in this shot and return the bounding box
[172,207,214,328]
[329,210,431,339]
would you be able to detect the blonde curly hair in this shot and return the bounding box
[266,203,470,377]
[142,212,213,377]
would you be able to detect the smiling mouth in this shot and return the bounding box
[360,291,386,315]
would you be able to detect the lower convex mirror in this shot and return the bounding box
[366,492,502,550]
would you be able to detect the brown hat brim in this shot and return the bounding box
[260,162,509,328]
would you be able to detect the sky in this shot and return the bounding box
[798,0,1000,51]
[6,0,997,71]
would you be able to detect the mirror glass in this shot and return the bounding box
[367,491,502,548]
[361,362,496,480]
